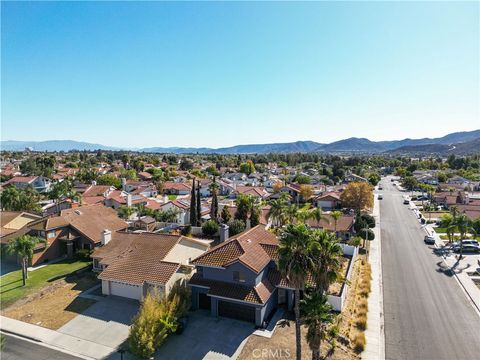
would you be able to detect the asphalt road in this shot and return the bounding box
[380,177,480,360]
[0,334,82,360]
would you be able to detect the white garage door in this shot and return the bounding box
[110,281,143,300]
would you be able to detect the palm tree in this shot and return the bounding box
[455,214,476,259]
[278,224,316,360]
[285,204,299,225]
[5,235,47,286]
[118,205,135,220]
[311,230,343,294]
[440,214,456,244]
[0,186,21,210]
[301,291,335,360]
[267,198,288,228]
[296,204,313,224]
[330,211,343,234]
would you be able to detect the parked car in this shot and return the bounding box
[452,243,480,253]
[452,240,479,247]
[424,235,435,245]
[378,194,383,200]
[403,197,410,204]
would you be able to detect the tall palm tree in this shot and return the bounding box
[455,214,476,259]
[301,291,335,360]
[278,224,316,360]
[285,204,299,225]
[5,235,47,286]
[267,198,288,228]
[296,204,313,224]
[0,186,21,210]
[330,211,343,233]
[311,230,343,294]
[440,213,456,244]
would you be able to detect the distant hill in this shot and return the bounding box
[0,140,120,152]
[388,137,480,155]
[2,129,479,154]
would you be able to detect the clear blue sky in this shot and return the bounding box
[2,1,479,148]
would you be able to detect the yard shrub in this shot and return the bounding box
[75,249,91,261]
[353,332,366,352]
[202,220,219,237]
[128,283,191,358]
[228,219,246,236]
[181,225,192,236]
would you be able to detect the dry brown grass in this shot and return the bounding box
[2,272,98,330]
[352,332,366,352]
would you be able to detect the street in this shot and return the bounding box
[0,334,83,360]
[380,177,480,360]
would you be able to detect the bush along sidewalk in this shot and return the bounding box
[128,282,191,359]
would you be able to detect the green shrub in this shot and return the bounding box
[228,219,246,236]
[75,249,91,261]
[202,220,219,237]
[181,225,192,236]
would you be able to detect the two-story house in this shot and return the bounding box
[189,225,295,327]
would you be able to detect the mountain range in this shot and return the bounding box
[2,130,480,154]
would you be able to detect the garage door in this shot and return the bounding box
[218,300,255,323]
[110,281,143,300]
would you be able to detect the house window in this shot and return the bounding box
[93,259,100,269]
[47,231,56,239]
[233,271,246,283]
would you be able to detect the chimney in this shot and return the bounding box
[220,223,229,243]
[121,177,127,191]
[101,229,112,246]
[91,180,97,186]
[126,194,133,208]
[246,219,251,230]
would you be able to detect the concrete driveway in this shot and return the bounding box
[155,310,254,360]
[58,296,139,349]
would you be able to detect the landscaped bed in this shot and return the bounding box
[238,255,369,360]
[328,255,352,297]
[2,269,99,329]
[0,258,92,310]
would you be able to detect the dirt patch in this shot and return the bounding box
[2,272,99,330]
[328,256,352,297]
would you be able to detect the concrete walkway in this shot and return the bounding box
[0,316,116,360]
[363,196,385,360]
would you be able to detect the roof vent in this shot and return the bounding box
[75,209,82,215]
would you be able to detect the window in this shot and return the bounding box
[47,231,56,239]
[93,259,100,269]
[233,271,246,283]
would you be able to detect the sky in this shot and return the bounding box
[1,1,479,148]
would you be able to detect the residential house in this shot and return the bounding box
[27,204,128,266]
[5,176,52,192]
[92,232,210,300]
[313,192,342,211]
[160,199,191,225]
[305,214,355,241]
[162,181,191,196]
[189,225,288,326]
[343,173,368,183]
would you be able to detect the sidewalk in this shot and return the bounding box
[0,315,116,360]
[425,225,480,315]
[363,197,385,360]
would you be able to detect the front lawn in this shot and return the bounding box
[0,258,91,309]
[168,195,177,200]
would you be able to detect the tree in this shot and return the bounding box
[5,235,47,286]
[455,214,476,259]
[97,174,122,189]
[368,173,380,186]
[189,179,197,226]
[310,207,328,228]
[340,182,374,213]
[239,160,255,175]
[295,174,311,184]
[330,211,343,233]
[202,220,219,237]
[0,186,41,212]
[235,194,260,228]
[301,292,336,360]
[179,159,194,171]
[228,219,246,236]
[440,213,456,244]
[402,176,417,191]
[299,185,313,202]
[48,179,79,212]
[221,206,232,224]
[118,205,135,220]
[196,181,202,226]
[279,224,316,360]
[310,230,342,293]
[267,198,289,227]
[209,177,219,221]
